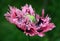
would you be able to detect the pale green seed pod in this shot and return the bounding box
[26,14,36,22]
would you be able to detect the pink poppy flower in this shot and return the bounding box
[4,4,55,37]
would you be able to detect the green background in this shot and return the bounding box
[0,0,60,41]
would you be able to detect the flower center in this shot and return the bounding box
[26,14,36,22]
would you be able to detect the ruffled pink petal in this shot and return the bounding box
[24,27,36,36]
[29,5,35,15]
[22,4,35,15]
[42,9,44,17]
[22,4,29,14]
[37,32,45,37]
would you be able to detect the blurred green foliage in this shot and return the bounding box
[0,0,60,41]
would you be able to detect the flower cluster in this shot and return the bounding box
[4,4,55,37]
